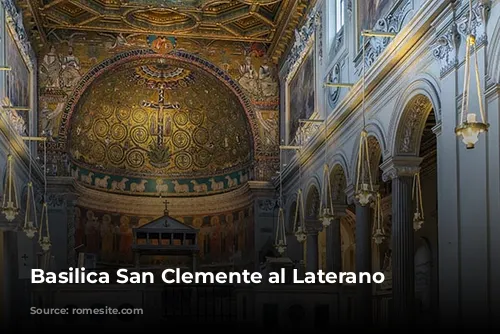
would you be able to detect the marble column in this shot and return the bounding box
[355,202,372,326]
[382,157,422,327]
[306,230,319,272]
[326,205,347,273]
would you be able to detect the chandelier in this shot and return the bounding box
[355,130,375,206]
[274,148,287,256]
[1,154,19,222]
[293,189,307,243]
[39,140,51,252]
[412,171,424,231]
[372,192,385,245]
[319,164,335,228]
[455,0,489,148]
[23,182,38,238]
[355,32,375,206]
[318,119,334,228]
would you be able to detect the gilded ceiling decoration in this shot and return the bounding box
[68,57,252,181]
[20,0,312,63]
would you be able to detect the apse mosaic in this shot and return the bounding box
[68,57,252,181]
[34,28,280,182]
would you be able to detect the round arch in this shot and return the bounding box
[55,49,259,156]
[329,151,350,182]
[388,76,441,157]
[329,163,348,204]
[305,183,320,219]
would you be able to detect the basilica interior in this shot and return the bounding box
[1,0,500,330]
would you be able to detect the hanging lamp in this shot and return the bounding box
[39,140,51,252]
[455,0,489,149]
[23,182,38,238]
[319,164,334,228]
[354,34,375,206]
[318,119,334,228]
[412,172,424,231]
[293,188,307,243]
[23,113,38,238]
[372,192,385,245]
[1,115,19,222]
[2,154,20,222]
[274,149,287,256]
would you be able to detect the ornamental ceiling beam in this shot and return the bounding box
[27,0,48,44]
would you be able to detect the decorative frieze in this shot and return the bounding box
[431,23,461,77]
[381,157,423,182]
[1,0,36,70]
[457,0,491,45]
[283,6,321,81]
[362,0,413,69]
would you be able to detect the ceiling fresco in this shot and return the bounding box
[68,57,252,180]
[19,0,312,63]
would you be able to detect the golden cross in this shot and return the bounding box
[142,88,180,145]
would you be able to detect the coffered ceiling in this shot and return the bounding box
[20,0,312,62]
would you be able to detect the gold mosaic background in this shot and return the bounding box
[69,58,252,178]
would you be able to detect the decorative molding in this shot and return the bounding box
[396,95,434,155]
[1,0,36,70]
[283,7,320,81]
[431,23,461,77]
[457,0,491,45]
[327,63,342,109]
[380,157,423,182]
[346,0,353,21]
[361,0,413,70]
[70,164,251,197]
[257,198,277,216]
[46,193,66,208]
[75,181,254,217]
[317,9,323,64]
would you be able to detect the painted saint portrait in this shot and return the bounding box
[357,0,397,39]
[288,47,315,143]
[5,24,30,136]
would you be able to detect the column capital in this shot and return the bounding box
[380,156,423,182]
[305,219,322,234]
[332,203,349,218]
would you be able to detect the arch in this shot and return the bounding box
[329,163,348,204]
[304,174,322,199]
[329,151,350,182]
[388,76,441,157]
[488,16,500,84]
[305,183,320,219]
[55,49,259,156]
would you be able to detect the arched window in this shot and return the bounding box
[336,0,345,33]
[327,0,345,49]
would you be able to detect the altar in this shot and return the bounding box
[132,200,199,271]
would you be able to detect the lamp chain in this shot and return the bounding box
[362,34,367,129]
